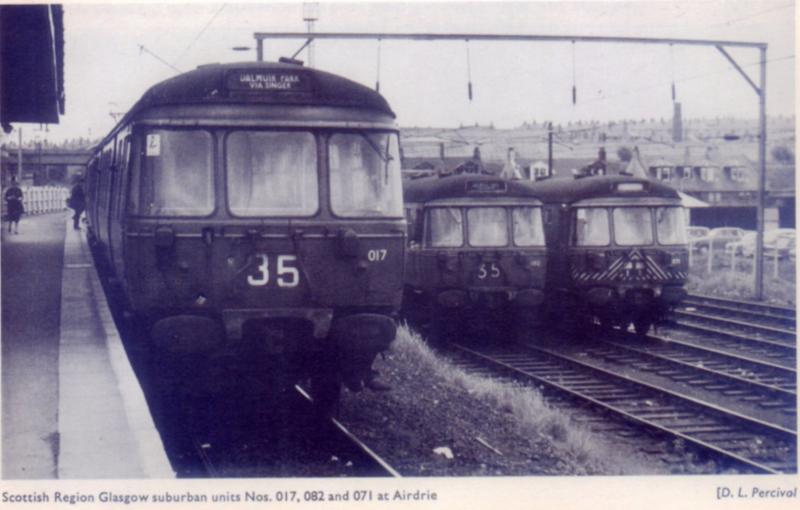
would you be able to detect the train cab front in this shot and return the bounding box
[405,193,548,332]
[122,125,405,393]
[568,201,689,333]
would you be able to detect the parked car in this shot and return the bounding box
[686,226,710,253]
[686,226,710,240]
[691,227,745,254]
[725,229,795,258]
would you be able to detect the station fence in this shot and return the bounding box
[2,186,71,218]
[688,239,796,282]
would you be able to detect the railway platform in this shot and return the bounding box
[1,212,173,479]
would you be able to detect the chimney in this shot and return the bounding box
[672,102,683,143]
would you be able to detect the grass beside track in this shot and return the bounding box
[389,325,655,474]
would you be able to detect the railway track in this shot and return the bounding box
[181,386,401,478]
[294,385,402,478]
[666,294,796,367]
[450,340,797,474]
[586,335,795,429]
[671,309,795,346]
[652,323,795,369]
[683,294,796,327]
[607,334,796,399]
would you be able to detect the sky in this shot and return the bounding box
[6,0,797,144]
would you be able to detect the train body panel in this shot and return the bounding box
[122,219,404,336]
[85,62,406,402]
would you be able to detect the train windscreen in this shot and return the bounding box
[467,207,508,247]
[574,208,610,246]
[329,132,403,218]
[613,207,653,246]
[428,207,463,247]
[512,207,545,247]
[134,129,214,216]
[226,131,318,216]
[656,207,688,245]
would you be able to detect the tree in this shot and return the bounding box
[617,146,633,162]
[771,145,794,164]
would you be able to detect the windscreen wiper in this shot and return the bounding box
[359,131,392,164]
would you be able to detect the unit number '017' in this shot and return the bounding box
[247,254,299,288]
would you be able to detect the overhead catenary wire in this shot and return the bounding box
[710,2,794,27]
[571,40,577,105]
[174,3,227,65]
[580,53,793,106]
[670,44,677,101]
[138,44,182,73]
[375,38,382,92]
[465,39,473,101]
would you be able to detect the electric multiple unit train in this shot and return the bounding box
[534,174,689,334]
[85,61,689,416]
[85,61,405,410]
[402,174,547,338]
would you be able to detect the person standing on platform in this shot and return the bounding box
[4,178,24,234]
[69,177,86,230]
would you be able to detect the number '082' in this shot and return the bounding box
[246,254,299,287]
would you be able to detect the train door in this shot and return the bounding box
[544,203,571,290]
[109,133,130,274]
[85,158,99,234]
[96,149,109,244]
[403,202,423,286]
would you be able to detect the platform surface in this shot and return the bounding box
[2,212,173,479]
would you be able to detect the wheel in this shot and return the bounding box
[596,315,614,336]
[633,317,652,337]
[513,308,542,341]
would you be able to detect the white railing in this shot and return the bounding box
[2,186,70,217]
[689,238,795,280]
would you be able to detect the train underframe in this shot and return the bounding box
[128,306,397,415]
[558,284,687,336]
[403,286,545,342]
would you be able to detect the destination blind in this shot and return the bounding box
[226,70,312,92]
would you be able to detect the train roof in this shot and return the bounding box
[114,62,393,129]
[529,175,681,203]
[403,174,541,203]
